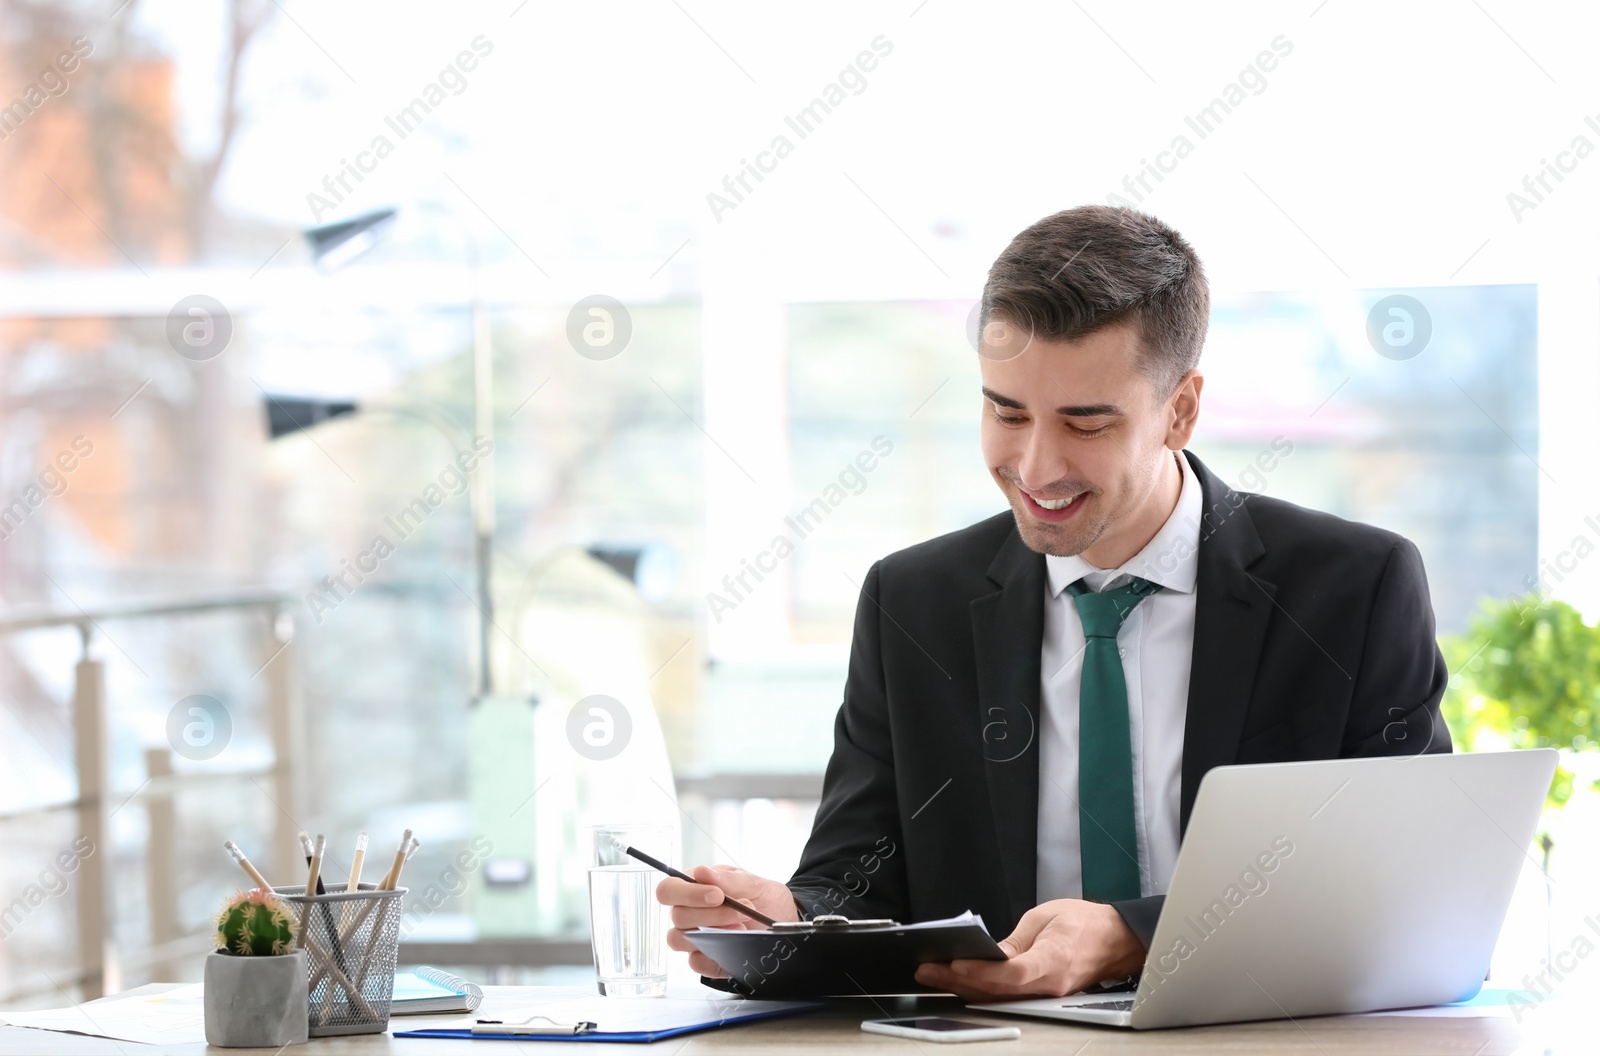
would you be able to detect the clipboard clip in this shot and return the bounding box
[770,913,900,931]
[472,1015,598,1036]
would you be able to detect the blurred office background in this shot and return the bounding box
[3,0,1599,1008]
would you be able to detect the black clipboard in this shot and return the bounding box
[686,912,1007,998]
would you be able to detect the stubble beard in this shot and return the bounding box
[1006,490,1111,558]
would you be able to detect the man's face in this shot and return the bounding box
[978,319,1198,562]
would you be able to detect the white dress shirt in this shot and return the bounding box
[1036,451,1202,901]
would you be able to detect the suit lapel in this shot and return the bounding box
[1179,452,1276,831]
[971,529,1046,928]
[968,453,1276,916]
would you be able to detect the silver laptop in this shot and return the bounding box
[971,749,1556,1029]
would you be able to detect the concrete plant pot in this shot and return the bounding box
[203,949,308,1048]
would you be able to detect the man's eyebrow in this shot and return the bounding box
[981,387,1025,410]
[981,387,1123,418]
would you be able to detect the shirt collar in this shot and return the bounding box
[1045,451,1203,597]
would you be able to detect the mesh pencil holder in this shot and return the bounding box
[278,883,407,1037]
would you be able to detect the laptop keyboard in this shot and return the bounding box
[1074,999,1135,1011]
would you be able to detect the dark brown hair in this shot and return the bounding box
[981,205,1210,396]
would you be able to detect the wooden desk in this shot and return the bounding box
[0,985,1535,1055]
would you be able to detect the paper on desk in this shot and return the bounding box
[1,983,205,1045]
[404,985,814,1035]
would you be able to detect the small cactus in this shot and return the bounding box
[215,888,298,956]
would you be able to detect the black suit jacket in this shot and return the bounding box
[785,451,1451,948]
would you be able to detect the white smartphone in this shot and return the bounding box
[861,1017,1021,1043]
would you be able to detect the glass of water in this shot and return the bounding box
[588,824,672,998]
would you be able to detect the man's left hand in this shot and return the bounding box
[913,899,1145,1000]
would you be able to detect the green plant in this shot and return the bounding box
[1440,594,1600,812]
[215,888,298,956]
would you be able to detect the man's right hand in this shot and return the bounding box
[658,864,799,978]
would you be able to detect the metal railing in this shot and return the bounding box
[0,592,830,998]
[0,590,301,1003]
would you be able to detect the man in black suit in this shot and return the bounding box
[658,205,1450,998]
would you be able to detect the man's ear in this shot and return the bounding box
[1165,371,1203,448]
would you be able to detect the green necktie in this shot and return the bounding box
[1066,575,1161,903]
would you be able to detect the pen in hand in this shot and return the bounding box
[612,839,779,928]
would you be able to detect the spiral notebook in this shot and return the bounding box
[390,967,484,1015]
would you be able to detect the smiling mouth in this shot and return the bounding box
[1019,489,1090,521]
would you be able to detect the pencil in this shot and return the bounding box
[348,834,418,1003]
[379,829,413,890]
[299,831,348,977]
[297,832,328,894]
[616,840,778,927]
[223,840,273,892]
[383,835,419,890]
[305,833,325,896]
[347,831,368,893]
